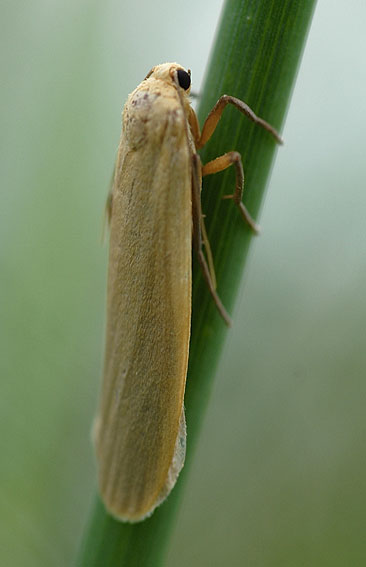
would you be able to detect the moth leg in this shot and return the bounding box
[202,152,260,233]
[197,95,283,150]
[101,188,114,244]
[102,161,117,243]
[101,190,113,244]
[191,153,232,327]
[200,211,217,290]
[106,189,113,224]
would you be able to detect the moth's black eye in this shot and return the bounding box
[177,69,191,90]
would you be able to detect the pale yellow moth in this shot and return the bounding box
[94,62,282,522]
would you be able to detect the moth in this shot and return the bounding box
[94,62,282,522]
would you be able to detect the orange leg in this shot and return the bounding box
[190,95,282,324]
[191,153,232,326]
[202,151,260,233]
[197,95,283,150]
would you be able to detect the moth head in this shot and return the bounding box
[145,63,191,95]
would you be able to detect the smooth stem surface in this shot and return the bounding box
[76,0,316,565]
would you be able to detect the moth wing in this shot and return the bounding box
[95,85,192,522]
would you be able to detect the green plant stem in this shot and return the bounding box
[76,1,316,564]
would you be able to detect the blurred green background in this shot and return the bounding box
[1,1,366,565]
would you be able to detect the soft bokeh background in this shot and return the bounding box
[1,1,365,565]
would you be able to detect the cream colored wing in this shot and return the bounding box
[94,82,192,522]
